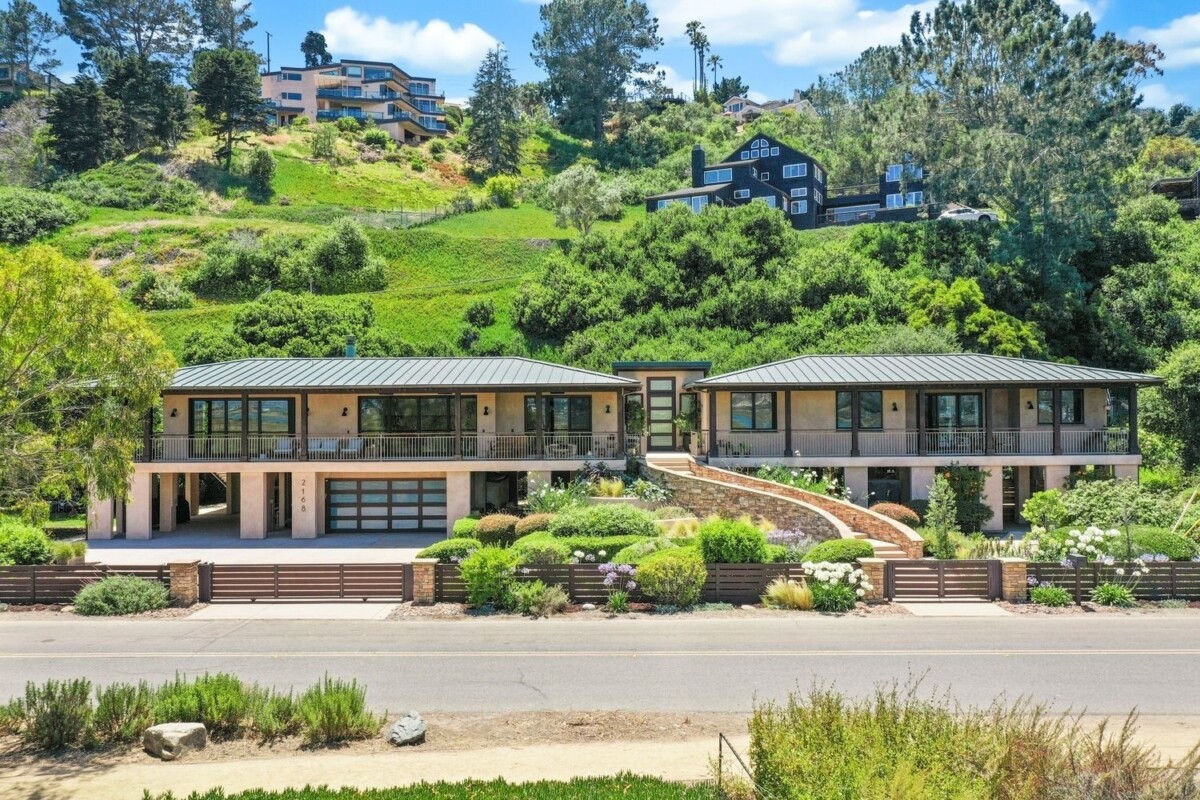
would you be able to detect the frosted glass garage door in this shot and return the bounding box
[325,478,447,533]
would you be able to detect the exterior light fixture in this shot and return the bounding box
[1026,400,1035,410]
[605,404,612,414]
[483,406,490,416]
[341,407,349,417]
[890,402,898,412]
[169,408,177,418]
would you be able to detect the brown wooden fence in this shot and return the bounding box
[885,560,1001,601]
[1028,561,1200,603]
[203,563,412,602]
[0,565,168,604]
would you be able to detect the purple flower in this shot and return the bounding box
[1027,576,1039,587]
[598,562,615,573]
[602,575,615,587]
[626,580,637,591]
[617,564,634,574]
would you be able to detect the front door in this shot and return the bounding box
[647,378,677,451]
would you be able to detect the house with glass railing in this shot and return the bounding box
[260,59,447,142]
[86,352,1159,540]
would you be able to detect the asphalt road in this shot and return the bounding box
[3,615,1200,715]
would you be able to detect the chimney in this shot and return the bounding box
[345,335,356,358]
[691,145,706,189]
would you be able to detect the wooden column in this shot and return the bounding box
[616,391,626,456]
[1128,384,1139,455]
[850,390,861,458]
[454,392,463,460]
[1052,388,1063,456]
[984,387,995,456]
[144,409,154,463]
[783,390,793,457]
[707,389,718,458]
[534,391,545,457]
[240,393,250,462]
[299,391,309,461]
[917,388,927,456]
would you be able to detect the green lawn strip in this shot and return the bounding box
[424,205,645,240]
[144,775,710,800]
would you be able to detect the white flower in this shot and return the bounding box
[598,550,606,557]
[1115,568,1125,576]
[573,550,584,558]
[856,588,865,597]
[1131,570,1141,577]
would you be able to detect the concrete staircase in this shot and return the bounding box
[642,453,916,560]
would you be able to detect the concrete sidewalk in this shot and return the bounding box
[189,603,399,621]
[898,602,1012,617]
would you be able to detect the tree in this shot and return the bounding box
[310,122,337,160]
[906,277,1046,358]
[194,0,255,50]
[711,75,748,105]
[545,163,624,235]
[0,245,175,506]
[300,30,331,67]
[707,54,721,95]
[244,146,274,197]
[0,0,62,93]
[889,0,1162,268]
[531,0,662,140]
[466,46,522,175]
[47,77,123,171]
[684,20,701,96]
[58,0,197,69]
[1145,343,1200,470]
[190,47,265,169]
[925,473,959,559]
[0,98,50,186]
[103,55,189,152]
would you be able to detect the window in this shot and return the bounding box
[740,151,749,160]
[1061,389,1084,424]
[733,189,750,199]
[703,168,732,184]
[731,392,775,430]
[887,163,923,181]
[927,394,983,429]
[814,190,823,205]
[770,147,780,156]
[191,399,294,436]
[790,200,808,214]
[750,149,759,158]
[360,396,466,433]
[790,187,808,198]
[282,92,301,101]
[906,191,923,207]
[815,166,825,183]
[886,193,904,209]
[834,392,882,429]
[782,163,807,179]
[1036,389,1054,425]
[0,68,8,79]
[756,139,768,148]
[730,103,743,112]
[525,396,592,432]
[1106,387,1130,428]
[759,172,769,181]
[886,164,903,182]
[690,196,708,213]
[282,72,301,81]
[344,66,362,77]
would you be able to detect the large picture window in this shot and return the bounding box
[359,396,474,433]
[731,392,775,430]
[926,394,982,429]
[835,392,883,429]
[1106,388,1130,428]
[524,396,592,432]
[1037,389,1084,425]
[190,399,293,436]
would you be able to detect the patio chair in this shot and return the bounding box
[273,438,297,459]
[340,438,365,458]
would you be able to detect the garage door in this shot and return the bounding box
[325,478,447,533]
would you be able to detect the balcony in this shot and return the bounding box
[316,88,403,101]
[712,429,1132,459]
[142,434,639,463]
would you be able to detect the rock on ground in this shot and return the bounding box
[144,722,207,761]
[388,711,426,746]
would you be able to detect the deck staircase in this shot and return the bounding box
[642,453,916,560]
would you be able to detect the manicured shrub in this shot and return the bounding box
[762,578,814,610]
[508,580,569,617]
[0,187,82,243]
[362,127,391,149]
[1021,489,1069,529]
[1091,583,1137,608]
[811,582,858,613]
[868,502,921,527]
[252,691,301,742]
[336,116,361,133]
[1030,584,1073,607]
[613,537,677,564]
[637,549,706,608]
[515,513,555,538]
[803,539,874,564]
[297,675,380,745]
[92,681,155,744]
[510,534,571,565]
[21,679,93,749]
[547,504,658,539]
[697,518,769,563]
[452,516,481,538]
[416,538,480,563]
[765,544,791,563]
[154,673,254,738]
[474,514,520,546]
[74,575,170,616]
[458,546,522,607]
[554,534,651,562]
[1132,530,1198,561]
[0,519,53,565]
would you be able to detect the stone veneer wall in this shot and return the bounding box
[646,465,849,542]
[689,463,925,559]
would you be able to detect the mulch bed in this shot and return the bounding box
[998,600,1200,615]
[387,601,908,620]
[0,604,204,620]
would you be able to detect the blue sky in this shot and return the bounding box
[36,0,1200,109]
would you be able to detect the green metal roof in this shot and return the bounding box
[688,354,1161,389]
[169,358,639,392]
[612,361,712,371]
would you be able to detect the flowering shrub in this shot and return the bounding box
[627,479,671,502]
[802,561,873,612]
[599,562,637,613]
[1028,581,1072,607]
[755,466,850,500]
[525,481,589,514]
[765,530,817,562]
[1091,583,1137,607]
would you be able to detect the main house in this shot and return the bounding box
[0,62,54,94]
[722,90,816,123]
[87,353,1157,540]
[261,59,447,143]
[645,134,925,230]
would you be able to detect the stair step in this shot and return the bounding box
[860,539,908,559]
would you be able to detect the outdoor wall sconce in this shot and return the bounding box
[890,402,898,412]
[1026,400,1035,410]
[169,408,177,418]
[341,407,348,417]
[483,406,490,416]
[605,404,612,414]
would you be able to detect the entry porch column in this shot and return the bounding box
[158,473,179,533]
[982,465,1005,533]
[291,471,319,538]
[239,472,270,539]
[446,471,471,529]
[126,472,154,539]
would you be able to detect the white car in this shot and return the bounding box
[940,206,997,222]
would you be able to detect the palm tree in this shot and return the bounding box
[708,54,722,95]
[695,32,709,97]
[685,20,703,96]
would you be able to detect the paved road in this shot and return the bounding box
[3,615,1200,714]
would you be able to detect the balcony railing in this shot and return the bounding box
[142,433,632,463]
[827,182,878,199]
[316,88,404,101]
[712,429,1132,459]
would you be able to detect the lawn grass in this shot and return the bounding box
[426,204,645,239]
[144,776,711,799]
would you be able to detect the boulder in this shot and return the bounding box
[143,722,207,761]
[581,603,596,611]
[387,711,426,746]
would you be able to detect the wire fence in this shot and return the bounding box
[354,198,482,230]
[716,732,774,799]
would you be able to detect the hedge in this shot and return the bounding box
[415,538,481,563]
[547,504,658,539]
[804,539,875,564]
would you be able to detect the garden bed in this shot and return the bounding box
[0,603,204,620]
[999,599,1200,615]
[387,601,907,621]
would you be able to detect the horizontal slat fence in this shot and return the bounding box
[1028,562,1200,602]
[207,564,410,602]
[0,565,168,604]
[885,560,1000,601]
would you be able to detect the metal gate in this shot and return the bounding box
[885,560,1001,601]
[202,563,411,602]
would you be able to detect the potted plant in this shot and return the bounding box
[673,403,701,453]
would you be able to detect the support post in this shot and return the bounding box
[144,410,154,462]
[158,473,179,533]
[707,389,718,459]
[169,561,200,607]
[917,388,927,456]
[238,472,269,539]
[850,390,861,458]
[454,392,463,460]
[783,390,792,457]
[616,391,626,457]
[412,558,437,605]
[240,393,250,462]
[86,481,114,540]
[299,391,309,460]
[291,471,318,538]
[1128,384,1139,455]
[126,472,154,539]
[1052,388,1063,456]
[534,391,545,457]
[984,388,995,455]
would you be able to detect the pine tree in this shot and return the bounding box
[47,77,123,171]
[300,31,332,67]
[0,0,62,93]
[466,46,522,176]
[194,0,256,50]
[190,47,265,169]
[103,55,189,152]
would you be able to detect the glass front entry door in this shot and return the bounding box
[647,378,677,451]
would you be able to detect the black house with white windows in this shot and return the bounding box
[645,134,926,231]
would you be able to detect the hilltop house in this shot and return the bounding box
[644,134,926,230]
[0,62,54,94]
[1150,169,1200,220]
[722,90,816,122]
[261,59,447,143]
[87,352,1156,540]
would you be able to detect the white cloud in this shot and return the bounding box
[1138,83,1187,110]
[1058,0,1108,19]
[654,64,692,99]
[746,90,769,103]
[1132,13,1200,68]
[320,7,498,74]
[648,0,935,68]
